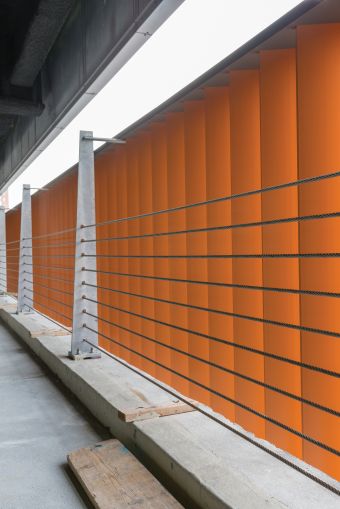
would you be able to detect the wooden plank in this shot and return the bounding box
[30,327,71,338]
[118,399,196,422]
[68,439,183,509]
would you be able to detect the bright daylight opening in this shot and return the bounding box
[7,0,301,208]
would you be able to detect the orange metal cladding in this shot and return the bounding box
[297,24,340,480]
[126,137,143,370]
[7,21,340,482]
[166,112,189,395]
[230,70,265,438]
[205,87,234,420]
[95,150,118,354]
[184,100,210,404]
[138,130,156,377]
[115,145,130,364]
[5,207,21,293]
[259,49,302,457]
[150,121,172,385]
[31,170,77,328]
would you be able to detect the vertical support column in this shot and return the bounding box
[69,130,100,359]
[17,184,33,313]
[0,206,7,294]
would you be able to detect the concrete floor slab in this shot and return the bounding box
[0,323,107,509]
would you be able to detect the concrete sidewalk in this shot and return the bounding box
[0,322,107,509]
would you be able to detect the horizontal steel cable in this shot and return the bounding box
[83,273,340,299]
[22,225,77,242]
[81,296,339,377]
[83,325,339,457]
[83,295,340,339]
[82,252,340,258]
[83,338,340,497]
[30,241,76,249]
[24,272,74,285]
[24,296,72,322]
[23,263,74,271]
[0,248,19,253]
[82,211,340,244]
[81,169,340,230]
[24,287,73,309]
[83,310,339,417]
[24,303,72,333]
[0,239,20,246]
[24,278,73,296]
[24,254,75,258]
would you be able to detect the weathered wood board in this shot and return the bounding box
[118,399,195,422]
[68,439,183,509]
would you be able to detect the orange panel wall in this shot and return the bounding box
[5,22,340,482]
[297,23,340,480]
[260,48,302,457]
[184,100,210,405]
[5,207,21,294]
[205,87,234,420]
[31,169,77,326]
[230,70,265,438]
[166,112,189,395]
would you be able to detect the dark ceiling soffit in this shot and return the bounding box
[0,97,44,116]
[109,0,321,144]
[11,0,76,88]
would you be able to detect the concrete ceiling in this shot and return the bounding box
[0,0,74,139]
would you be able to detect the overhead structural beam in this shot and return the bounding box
[81,135,126,144]
[11,0,76,88]
[0,97,44,117]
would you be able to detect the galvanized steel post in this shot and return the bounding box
[0,206,6,294]
[17,184,33,313]
[69,130,100,359]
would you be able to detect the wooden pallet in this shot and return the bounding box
[68,439,183,509]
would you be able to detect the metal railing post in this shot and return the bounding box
[69,130,100,359]
[0,206,6,294]
[17,184,33,313]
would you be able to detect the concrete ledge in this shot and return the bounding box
[0,296,338,508]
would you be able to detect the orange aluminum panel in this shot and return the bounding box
[138,130,156,376]
[126,137,143,370]
[31,169,76,327]
[260,48,302,457]
[297,23,340,480]
[150,121,172,385]
[230,69,265,437]
[205,87,234,420]
[5,207,21,294]
[184,100,210,405]
[95,150,119,354]
[115,145,130,364]
[166,112,189,395]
